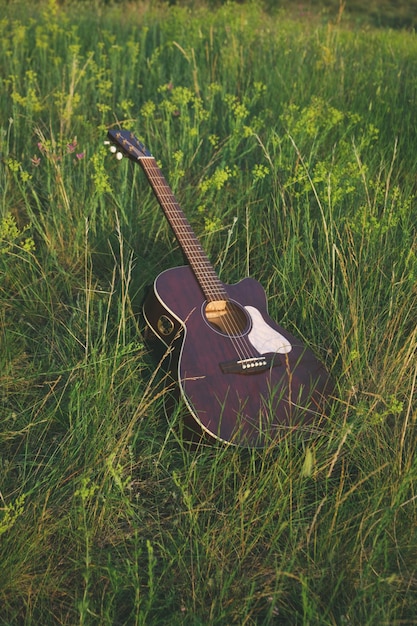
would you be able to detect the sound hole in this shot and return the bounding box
[204,300,250,336]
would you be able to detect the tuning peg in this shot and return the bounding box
[109,145,117,154]
[103,140,110,146]
[116,152,123,160]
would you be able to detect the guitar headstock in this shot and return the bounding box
[105,129,152,162]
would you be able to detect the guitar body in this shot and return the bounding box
[143,265,332,447]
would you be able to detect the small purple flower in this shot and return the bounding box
[76,152,85,160]
[67,138,78,153]
[31,155,41,167]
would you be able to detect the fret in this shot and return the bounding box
[140,158,228,302]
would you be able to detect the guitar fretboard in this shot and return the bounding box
[140,158,228,303]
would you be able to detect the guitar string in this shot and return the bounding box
[143,159,255,361]
[143,162,214,285]
[146,176,224,300]
[145,162,232,305]
[143,164,222,299]
[144,162,236,305]
[120,136,255,360]
[115,137,233,305]
[143,162,257,360]
[145,167,255,358]
[162,208,257,362]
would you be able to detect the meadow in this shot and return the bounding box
[1,0,417,623]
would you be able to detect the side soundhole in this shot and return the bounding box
[157,314,175,336]
[204,300,250,337]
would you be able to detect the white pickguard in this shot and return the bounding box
[245,306,292,354]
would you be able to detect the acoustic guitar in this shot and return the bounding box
[106,129,333,447]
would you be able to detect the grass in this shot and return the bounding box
[1,0,417,623]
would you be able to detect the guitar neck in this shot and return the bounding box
[140,157,228,302]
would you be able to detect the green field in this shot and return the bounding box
[1,0,417,623]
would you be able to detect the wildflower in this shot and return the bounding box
[252,163,270,181]
[76,152,85,160]
[31,155,41,167]
[67,138,78,153]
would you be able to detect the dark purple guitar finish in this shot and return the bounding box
[143,266,332,447]
[107,129,333,447]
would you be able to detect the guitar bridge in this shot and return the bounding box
[220,354,281,375]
